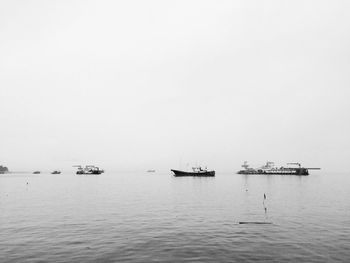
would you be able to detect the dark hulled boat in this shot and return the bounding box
[171,167,215,177]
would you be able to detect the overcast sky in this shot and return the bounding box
[1,0,349,172]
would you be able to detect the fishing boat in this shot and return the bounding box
[237,161,320,176]
[171,167,215,177]
[74,165,104,175]
[51,170,61,174]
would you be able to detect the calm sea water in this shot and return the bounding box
[1,171,350,262]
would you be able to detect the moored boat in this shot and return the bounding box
[171,167,215,177]
[237,161,320,176]
[33,171,41,174]
[51,170,61,174]
[0,165,9,174]
[74,165,104,175]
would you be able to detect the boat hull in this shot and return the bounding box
[76,171,102,175]
[237,168,309,176]
[171,169,215,177]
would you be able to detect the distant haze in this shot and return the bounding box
[1,1,349,172]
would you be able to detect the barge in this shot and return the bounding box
[237,161,320,176]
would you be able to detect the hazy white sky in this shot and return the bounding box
[1,0,349,172]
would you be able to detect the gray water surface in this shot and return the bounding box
[1,171,349,262]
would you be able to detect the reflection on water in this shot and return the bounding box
[1,171,350,262]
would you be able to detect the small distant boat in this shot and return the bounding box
[74,165,104,175]
[0,165,9,174]
[51,170,61,174]
[171,167,215,177]
[33,171,41,174]
[147,169,156,173]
